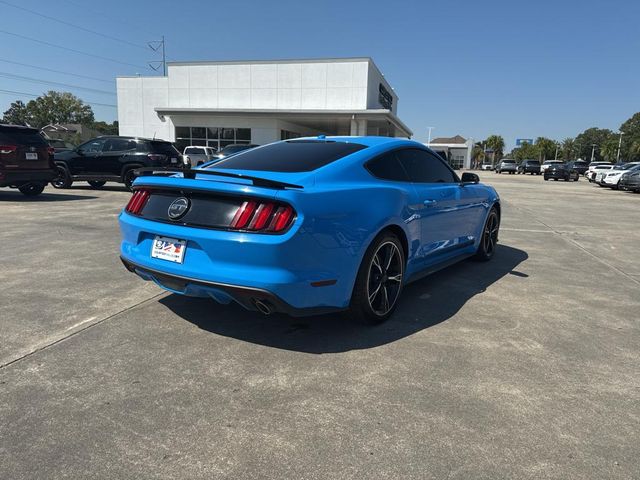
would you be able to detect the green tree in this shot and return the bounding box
[600,136,620,162]
[512,142,539,162]
[629,140,640,161]
[92,120,119,135]
[485,135,505,162]
[574,127,614,161]
[16,91,95,129]
[535,137,557,161]
[2,100,29,125]
[561,138,575,160]
[471,143,485,168]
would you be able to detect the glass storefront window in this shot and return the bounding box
[175,126,252,151]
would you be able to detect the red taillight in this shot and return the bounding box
[47,146,55,155]
[147,153,167,163]
[0,145,17,154]
[125,189,151,215]
[229,200,295,233]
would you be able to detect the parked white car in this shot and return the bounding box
[587,164,614,183]
[183,146,217,166]
[481,163,493,171]
[601,162,640,189]
[540,160,564,174]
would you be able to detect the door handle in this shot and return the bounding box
[423,199,437,206]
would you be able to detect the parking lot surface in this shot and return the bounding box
[1,175,639,479]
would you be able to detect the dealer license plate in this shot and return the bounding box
[151,236,186,263]
[170,157,177,163]
[26,152,38,160]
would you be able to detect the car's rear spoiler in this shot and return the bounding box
[133,167,303,190]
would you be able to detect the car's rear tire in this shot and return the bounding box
[474,207,500,262]
[88,180,106,189]
[18,183,45,196]
[349,232,405,325]
[51,165,72,189]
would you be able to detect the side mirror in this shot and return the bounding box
[461,172,480,184]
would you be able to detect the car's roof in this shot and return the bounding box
[292,136,418,148]
[96,135,171,142]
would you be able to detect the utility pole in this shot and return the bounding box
[148,36,167,76]
[616,132,624,163]
[427,127,434,146]
[591,144,597,163]
[554,143,559,160]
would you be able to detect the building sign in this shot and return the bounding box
[378,83,393,110]
[516,138,533,146]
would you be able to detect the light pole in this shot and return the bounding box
[427,127,434,146]
[616,132,624,163]
[590,144,597,163]
[554,142,560,160]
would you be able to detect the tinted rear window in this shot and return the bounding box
[211,140,367,172]
[185,147,205,154]
[0,128,47,146]
[148,141,180,156]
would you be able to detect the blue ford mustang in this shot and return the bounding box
[119,136,500,324]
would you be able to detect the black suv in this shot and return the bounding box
[517,159,541,175]
[0,124,57,196]
[52,136,184,190]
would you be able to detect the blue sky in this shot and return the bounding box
[1,0,638,149]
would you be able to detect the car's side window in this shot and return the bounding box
[396,148,457,183]
[104,138,136,152]
[78,138,106,154]
[365,152,410,182]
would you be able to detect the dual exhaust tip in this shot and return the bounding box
[253,299,273,315]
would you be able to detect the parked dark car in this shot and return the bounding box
[566,160,589,175]
[214,144,259,159]
[517,159,541,175]
[619,167,640,192]
[0,124,57,196]
[495,159,517,174]
[543,163,580,182]
[52,136,184,190]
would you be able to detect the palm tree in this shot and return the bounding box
[471,144,485,169]
[485,135,505,165]
[600,139,618,162]
[629,140,640,161]
[561,138,575,160]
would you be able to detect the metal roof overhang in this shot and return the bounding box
[153,107,413,137]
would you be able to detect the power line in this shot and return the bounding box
[0,71,115,96]
[0,0,150,52]
[0,29,150,70]
[0,89,117,108]
[0,58,114,84]
[59,0,179,62]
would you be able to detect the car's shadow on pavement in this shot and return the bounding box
[160,244,528,353]
[0,191,98,201]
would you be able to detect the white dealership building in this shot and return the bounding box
[116,57,412,152]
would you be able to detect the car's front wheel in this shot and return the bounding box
[349,232,405,325]
[18,183,45,196]
[123,169,137,191]
[474,207,500,261]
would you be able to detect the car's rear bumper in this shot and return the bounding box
[544,172,568,179]
[118,211,358,314]
[120,256,343,316]
[0,169,56,187]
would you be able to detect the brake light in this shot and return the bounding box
[47,146,55,155]
[125,189,151,215]
[0,145,17,154]
[229,200,295,233]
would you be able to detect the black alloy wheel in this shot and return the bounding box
[474,207,499,261]
[349,233,405,325]
[51,165,72,189]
